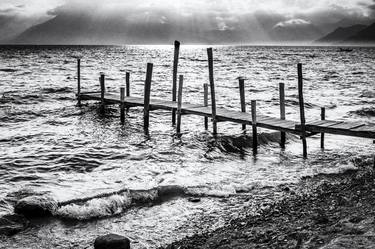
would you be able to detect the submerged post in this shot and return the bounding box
[177,75,184,134]
[144,63,153,132]
[321,107,326,149]
[77,58,81,106]
[172,40,181,126]
[100,73,105,112]
[204,83,208,130]
[297,63,307,158]
[120,87,125,124]
[126,72,130,112]
[239,77,246,131]
[207,48,217,135]
[279,83,286,148]
[251,100,258,155]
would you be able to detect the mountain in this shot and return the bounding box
[11,11,269,45]
[346,22,375,43]
[316,24,367,43]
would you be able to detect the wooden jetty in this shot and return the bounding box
[76,41,375,158]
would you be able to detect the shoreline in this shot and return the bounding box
[162,156,375,249]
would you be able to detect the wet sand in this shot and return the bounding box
[163,156,375,249]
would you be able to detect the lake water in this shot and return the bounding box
[0,45,374,248]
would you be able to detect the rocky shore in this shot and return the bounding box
[163,156,375,249]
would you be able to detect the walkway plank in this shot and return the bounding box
[80,92,375,139]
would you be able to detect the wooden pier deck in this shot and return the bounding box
[76,41,375,158]
[80,92,375,139]
[80,92,300,134]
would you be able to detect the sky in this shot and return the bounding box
[1,0,375,44]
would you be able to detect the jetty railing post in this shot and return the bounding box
[100,73,105,112]
[239,77,246,131]
[204,83,208,130]
[77,58,81,106]
[144,63,153,132]
[207,48,217,135]
[297,63,307,158]
[321,107,326,149]
[251,100,258,155]
[176,75,184,134]
[120,87,125,124]
[172,40,180,126]
[126,72,130,112]
[279,83,286,148]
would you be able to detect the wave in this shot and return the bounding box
[349,107,375,117]
[42,87,72,94]
[215,133,296,153]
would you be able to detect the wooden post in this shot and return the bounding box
[126,72,130,112]
[298,63,307,158]
[172,40,180,126]
[176,75,184,134]
[251,100,258,155]
[279,83,286,148]
[239,78,246,131]
[321,107,326,149]
[207,48,217,135]
[144,63,153,132]
[120,87,125,124]
[100,73,105,112]
[204,83,208,130]
[77,58,81,106]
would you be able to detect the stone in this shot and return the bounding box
[0,214,29,236]
[14,195,58,217]
[94,234,130,249]
[320,235,375,249]
[188,197,201,203]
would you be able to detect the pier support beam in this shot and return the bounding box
[172,40,180,126]
[297,63,307,158]
[144,63,153,133]
[100,73,105,113]
[176,75,184,134]
[239,77,246,131]
[251,100,258,155]
[279,83,286,148]
[120,87,125,124]
[77,58,81,106]
[204,83,208,130]
[126,72,130,113]
[207,48,217,135]
[321,107,326,149]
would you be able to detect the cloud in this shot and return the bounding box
[2,0,375,43]
[274,19,311,28]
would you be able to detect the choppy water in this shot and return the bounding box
[0,45,374,248]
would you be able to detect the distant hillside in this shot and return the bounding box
[317,24,367,43]
[346,22,375,43]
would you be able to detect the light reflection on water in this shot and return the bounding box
[0,45,374,248]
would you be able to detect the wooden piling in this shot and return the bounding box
[239,78,246,131]
[297,63,307,158]
[176,75,184,134]
[279,83,286,148]
[100,73,105,112]
[77,58,81,106]
[207,48,217,135]
[204,83,208,130]
[172,40,181,126]
[251,100,258,155]
[321,107,326,149]
[120,87,125,124]
[144,63,153,131]
[126,72,130,112]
